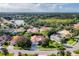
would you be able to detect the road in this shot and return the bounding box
[11,50,58,56]
[7,45,58,56]
[6,41,79,56]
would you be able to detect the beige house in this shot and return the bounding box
[13,27,25,32]
[31,35,45,43]
[57,29,72,38]
[73,23,79,30]
[40,27,51,32]
[27,28,39,33]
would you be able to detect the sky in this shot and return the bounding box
[0,3,79,12]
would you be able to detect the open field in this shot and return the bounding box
[39,18,75,24]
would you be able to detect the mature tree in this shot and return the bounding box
[18,52,22,56]
[16,36,32,50]
[1,48,9,56]
[57,50,71,56]
[65,51,71,56]
[41,39,50,48]
[23,32,31,39]
[57,50,65,56]
[3,41,10,46]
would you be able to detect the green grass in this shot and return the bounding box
[39,18,75,24]
[18,53,38,56]
[0,52,14,56]
[14,46,23,50]
[74,49,79,54]
[48,53,56,56]
[7,53,14,56]
[37,46,56,51]
[37,40,64,51]
[67,39,77,45]
[2,45,8,49]
[0,53,4,56]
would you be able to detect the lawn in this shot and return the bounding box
[0,53,4,56]
[67,38,77,45]
[14,46,23,50]
[74,49,79,54]
[2,45,8,49]
[39,18,75,24]
[48,53,56,56]
[21,53,38,56]
[37,45,57,51]
[37,41,63,51]
[0,52,14,56]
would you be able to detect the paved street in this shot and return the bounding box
[8,49,58,56]
[7,45,58,56]
[6,41,79,56]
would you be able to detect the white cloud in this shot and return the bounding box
[0,3,76,12]
[0,3,9,7]
[0,3,42,12]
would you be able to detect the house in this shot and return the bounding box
[5,35,12,41]
[12,28,25,35]
[27,28,39,33]
[31,35,45,43]
[40,27,51,32]
[50,34,62,42]
[50,30,72,43]
[12,28,25,34]
[0,35,7,45]
[0,17,12,29]
[0,23,10,29]
[0,35,12,41]
[57,29,72,38]
[3,28,25,35]
[0,17,12,24]
[73,23,79,30]
[11,36,21,45]
[10,20,25,26]
[13,28,25,32]
[31,35,45,50]
[3,29,14,33]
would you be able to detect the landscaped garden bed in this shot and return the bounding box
[67,38,77,46]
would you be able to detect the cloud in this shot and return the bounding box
[0,3,9,8]
[0,3,65,12]
[0,3,78,12]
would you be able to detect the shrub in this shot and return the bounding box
[16,36,32,50]
[41,39,49,48]
[7,53,14,56]
[74,49,79,54]
[1,48,9,56]
[48,53,56,56]
[3,41,10,46]
[57,50,65,56]
[18,52,22,56]
[65,51,71,56]
[57,50,71,56]
[22,53,38,56]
